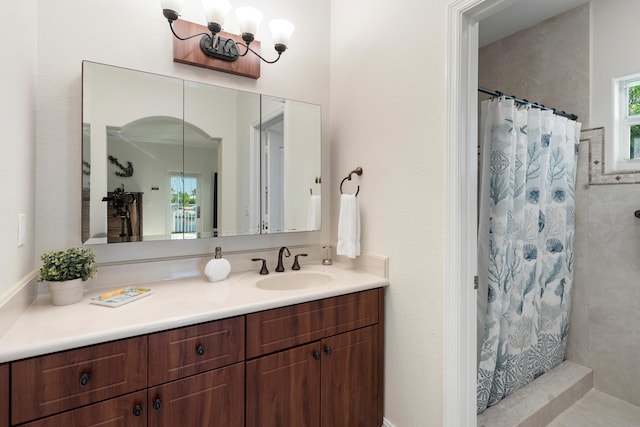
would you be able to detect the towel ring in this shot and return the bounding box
[339,167,363,196]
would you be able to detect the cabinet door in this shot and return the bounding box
[321,326,379,427]
[148,362,244,427]
[11,336,147,425]
[0,364,8,427]
[20,390,147,427]
[246,342,321,427]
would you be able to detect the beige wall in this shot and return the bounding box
[0,0,38,297]
[479,4,590,127]
[330,0,447,424]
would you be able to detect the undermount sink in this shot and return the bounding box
[256,271,333,291]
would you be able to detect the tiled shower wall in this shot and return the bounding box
[478,4,589,127]
[479,3,640,408]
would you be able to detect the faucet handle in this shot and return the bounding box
[292,254,308,270]
[251,258,269,275]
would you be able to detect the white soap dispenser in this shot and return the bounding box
[205,247,231,282]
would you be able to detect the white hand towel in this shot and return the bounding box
[307,195,321,230]
[336,194,360,259]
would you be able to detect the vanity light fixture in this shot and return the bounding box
[160,0,294,78]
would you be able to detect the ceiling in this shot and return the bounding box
[479,0,590,47]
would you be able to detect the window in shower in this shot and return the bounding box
[615,72,640,164]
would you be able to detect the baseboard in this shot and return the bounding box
[382,418,396,427]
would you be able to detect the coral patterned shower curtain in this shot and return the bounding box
[476,98,581,414]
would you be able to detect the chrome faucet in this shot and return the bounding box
[275,246,291,272]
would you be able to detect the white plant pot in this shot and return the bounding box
[47,278,84,306]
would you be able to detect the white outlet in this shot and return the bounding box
[17,213,26,247]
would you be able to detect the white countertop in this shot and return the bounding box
[0,264,388,363]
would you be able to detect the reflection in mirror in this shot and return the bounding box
[82,61,321,245]
[261,96,322,233]
[83,62,184,243]
[183,81,261,237]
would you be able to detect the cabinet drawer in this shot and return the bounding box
[246,289,379,358]
[11,336,147,425]
[148,317,244,385]
[1,364,8,427]
[148,362,244,427]
[19,390,147,427]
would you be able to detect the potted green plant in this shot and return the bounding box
[39,247,97,306]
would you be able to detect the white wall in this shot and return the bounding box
[330,0,447,424]
[34,0,330,264]
[0,0,37,297]
[591,0,640,171]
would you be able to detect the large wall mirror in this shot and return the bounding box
[82,61,321,244]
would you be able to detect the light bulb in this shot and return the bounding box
[269,19,295,48]
[202,0,231,28]
[160,0,184,15]
[236,6,263,37]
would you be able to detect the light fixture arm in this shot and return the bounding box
[167,20,211,42]
[236,42,283,64]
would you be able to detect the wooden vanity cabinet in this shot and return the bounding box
[4,288,384,427]
[1,364,8,427]
[246,289,384,427]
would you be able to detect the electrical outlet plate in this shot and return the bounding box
[17,213,26,247]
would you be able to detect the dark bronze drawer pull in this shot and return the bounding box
[154,398,162,411]
[313,351,321,361]
[79,373,90,387]
[324,346,332,356]
[133,405,143,417]
[196,345,205,356]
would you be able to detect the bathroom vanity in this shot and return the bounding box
[0,265,387,427]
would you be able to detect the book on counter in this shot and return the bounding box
[90,286,153,307]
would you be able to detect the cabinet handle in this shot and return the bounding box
[79,373,90,387]
[153,398,162,411]
[313,351,321,361]
[196,345,205,356]
[133,405,143,417]
[324,346,332,356]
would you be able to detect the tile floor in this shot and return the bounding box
[548,389,640,426]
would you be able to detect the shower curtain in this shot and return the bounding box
[476,98,581,414]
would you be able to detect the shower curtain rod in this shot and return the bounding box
[478,86,578,121]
